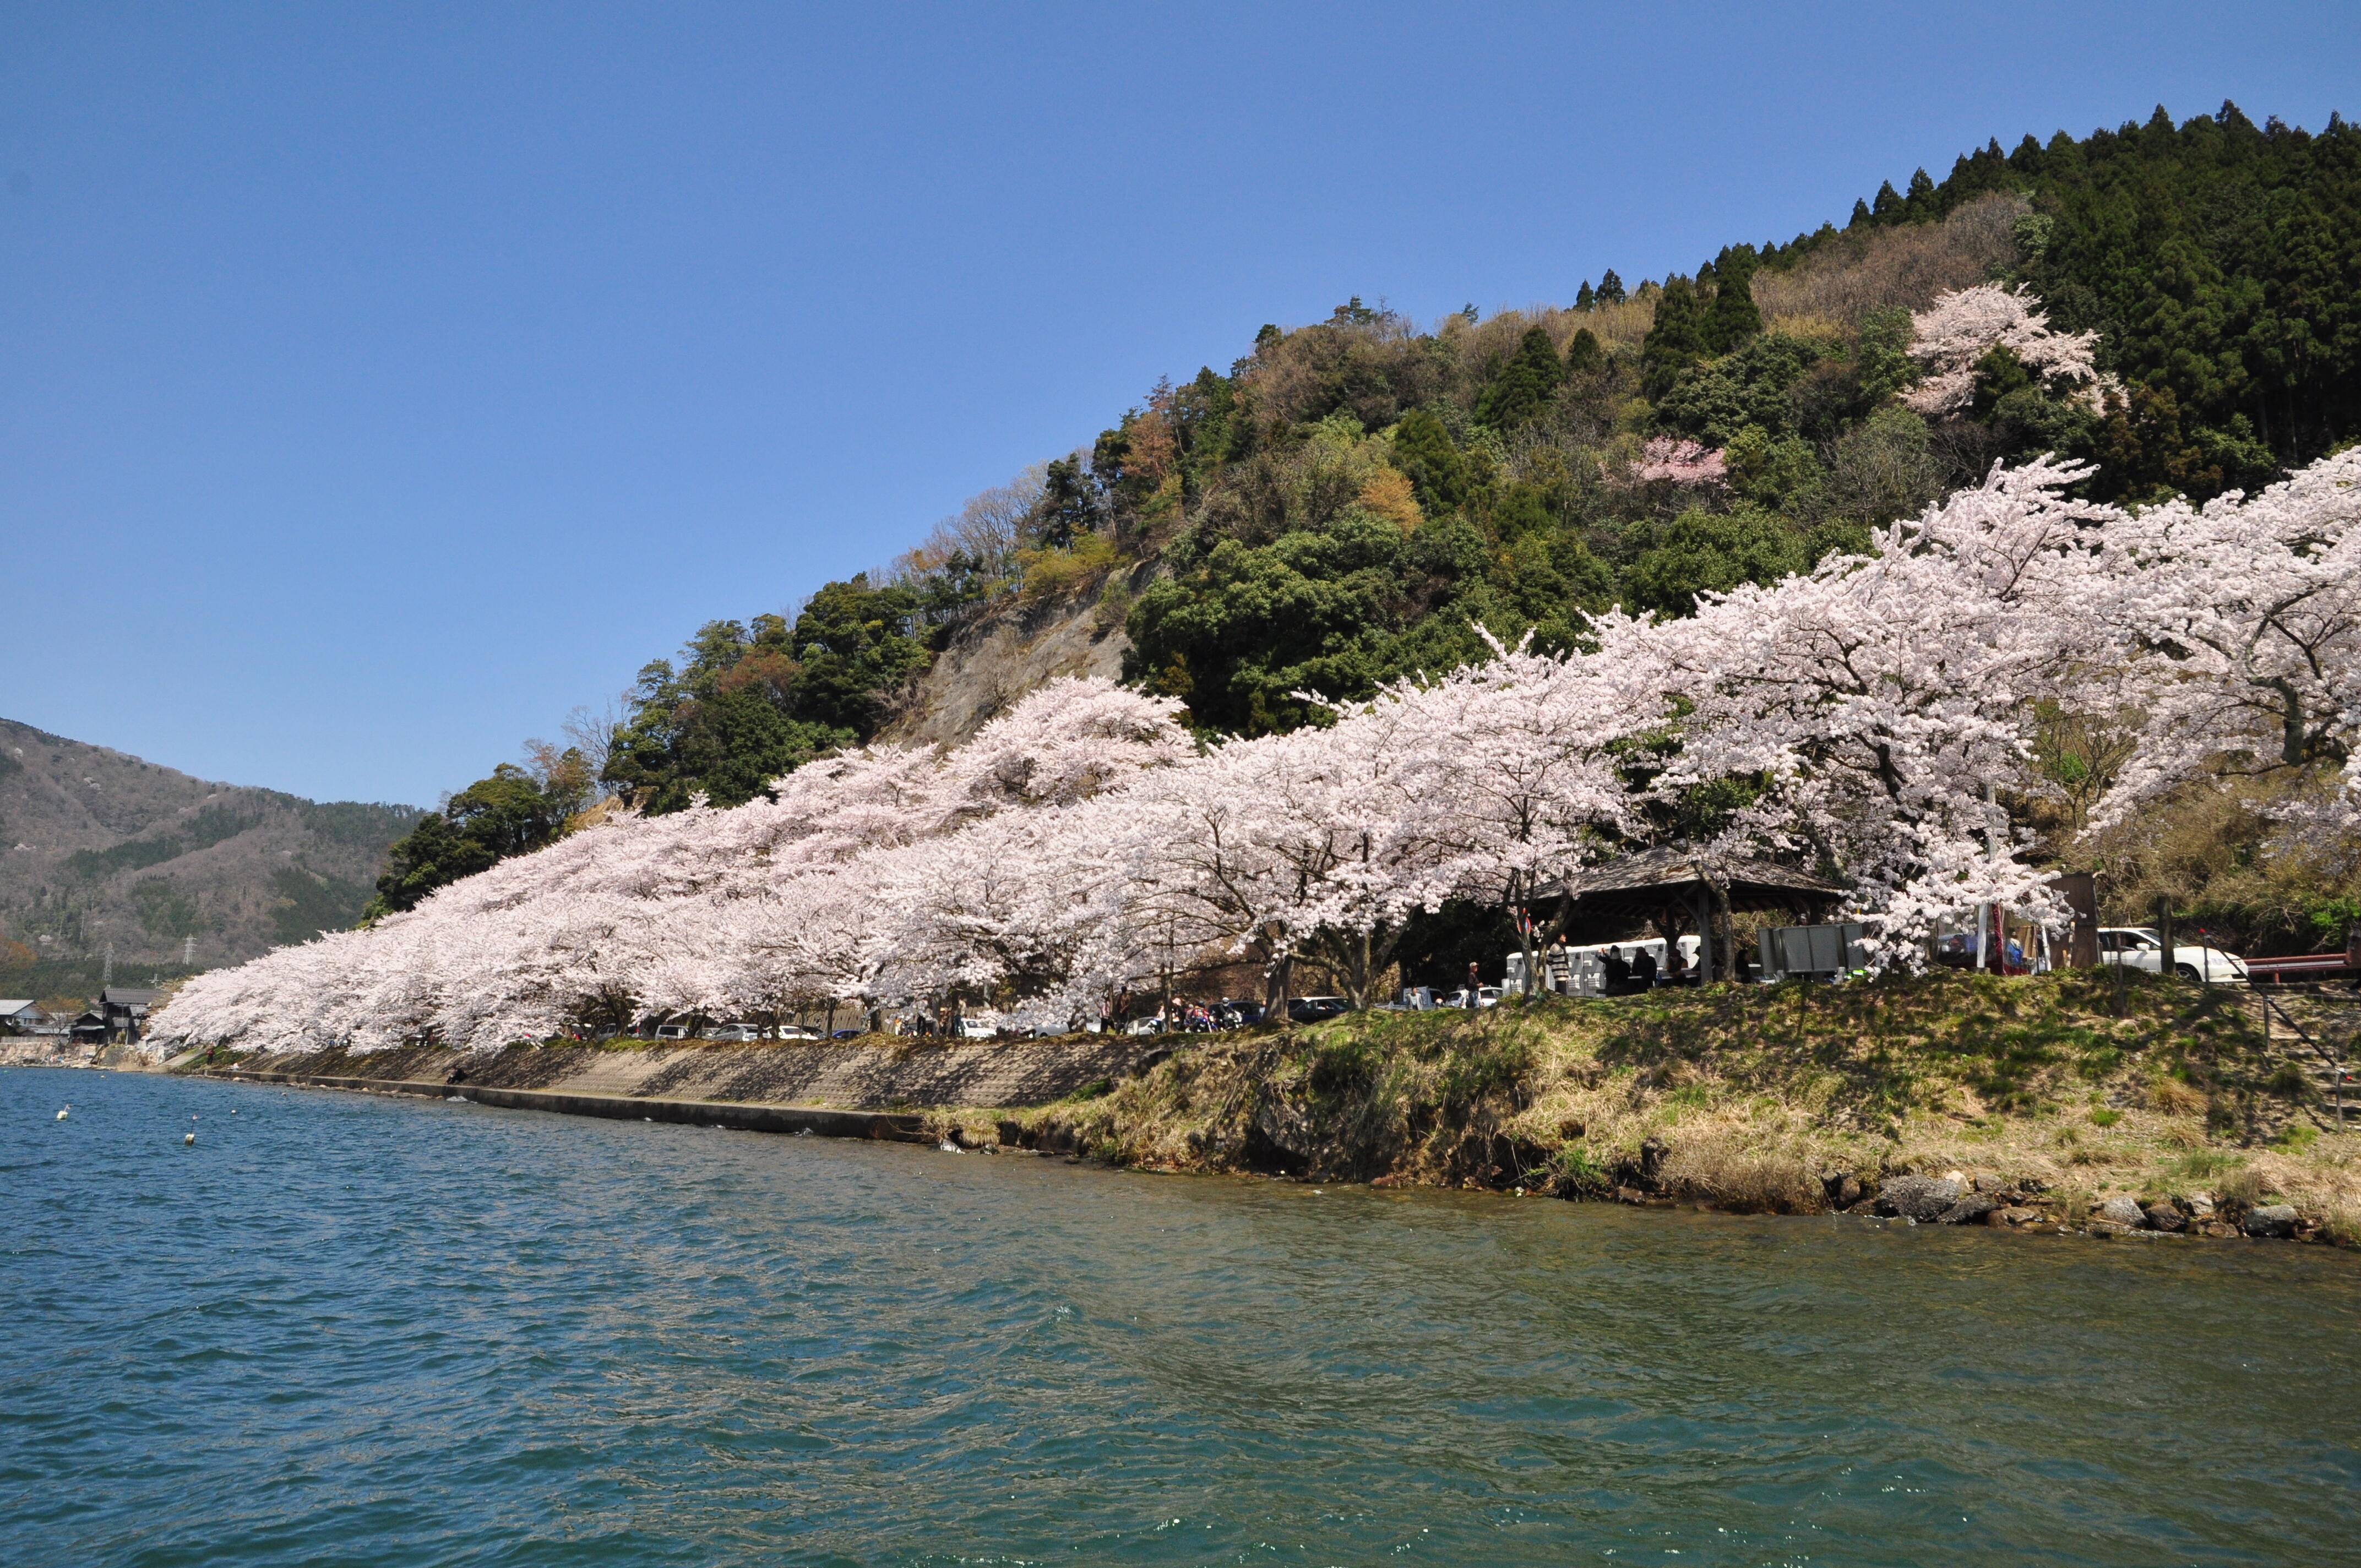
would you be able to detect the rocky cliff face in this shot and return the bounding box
[878,590,1132,749]
[0,718,418,967]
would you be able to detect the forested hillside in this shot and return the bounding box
[0,717,419,986]
[383,102,2361,951]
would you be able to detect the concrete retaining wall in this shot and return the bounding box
[181,1033,1173,1141]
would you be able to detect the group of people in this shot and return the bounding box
[1595,943,1731,994]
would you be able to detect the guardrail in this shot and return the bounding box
[2244,954,2355,984]
[2258,990,2355,1130]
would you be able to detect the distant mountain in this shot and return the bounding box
[0,717,419,971]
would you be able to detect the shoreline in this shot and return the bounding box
[123,969,2361,1249]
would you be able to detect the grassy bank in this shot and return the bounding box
[956,970,2361,1242]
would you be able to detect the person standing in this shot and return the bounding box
[1633,945,1659,989]
[1465,961,1482,1009]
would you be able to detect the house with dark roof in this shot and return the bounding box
[99,987,160,1045]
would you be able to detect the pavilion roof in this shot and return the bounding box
[1537,846,1847,916]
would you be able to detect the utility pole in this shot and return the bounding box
[183,934,195,967]
[102,944,113,992]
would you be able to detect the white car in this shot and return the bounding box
[1434,986,1504,1010]
[2099,927,2249,984]
[954,1016,998,1040]
[705,1023,764,1042]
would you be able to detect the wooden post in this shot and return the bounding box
[1694,886,1715,985]
[2156,897,2175,983]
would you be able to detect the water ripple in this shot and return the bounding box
[3,1068,2357,1567]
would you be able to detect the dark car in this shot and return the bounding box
[1216,999,1265,1028]
[831,1028,864,1039]
[1285,995,1349,1023]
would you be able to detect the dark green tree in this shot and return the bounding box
[1033,457,1101,548]
[1389,407,1471,514]
[1563,327,1602,375]
[601,580,927,813]
[1476,325,1565,430]
[1641,277,1706,398]
[1596,269,1626,305]
[1624,505,1808,617]
[366,763,579,916]
[1701,251,1762,353]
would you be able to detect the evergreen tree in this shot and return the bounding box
[1575,280,1595,311]
[1641,277,1705,397]
[1850,197,1873,227]
[1477,325,1565,430]
[1871,179,1902,221]
[1563,327,1602,375]
[1390,407,1470,514]
[1034,457,1100,548]
[1702,252,1762,354]
[1596,269,1626,305]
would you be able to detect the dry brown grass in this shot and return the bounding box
[938,971,2361,1237]
[2317,1202,2361,1248]
[1653,1124,1826,1214]
[1754,193,2027,327]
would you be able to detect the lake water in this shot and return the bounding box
[2,1068,2355,1567]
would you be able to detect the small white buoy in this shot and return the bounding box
[184,1131,195,1145]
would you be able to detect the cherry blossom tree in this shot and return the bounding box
[2090,448,2361,829]
[1900,284,2105,417]
[1630,437,1728,486]
[1629,454,2116,963]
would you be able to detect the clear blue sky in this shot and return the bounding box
[4,3,2355,807]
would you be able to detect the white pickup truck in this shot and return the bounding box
[2098,927,2249,984]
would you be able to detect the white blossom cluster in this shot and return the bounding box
[1901,283,2107,417]
[155,453,2361,1052]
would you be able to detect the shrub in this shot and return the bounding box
[2216,1164,2268,1211]
[1016,532,1120,604]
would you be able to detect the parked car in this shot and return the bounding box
[1123,1015,1165,1035]
[773,1025,823,1041]
[1216,999,1265,1028]
[953,1016,997,1039]
[705,1022,764,1042]
[831,1028,865,1040]
[1286,995,1350,1023]
[653,1023,692,1041]
[1432,986,1504,1010]
[2099,927,2249,984]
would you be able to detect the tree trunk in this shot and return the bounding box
[1710,876,1737,982]
[1266,952,1294,1019]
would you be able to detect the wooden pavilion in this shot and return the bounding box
[1537,846,1848,982]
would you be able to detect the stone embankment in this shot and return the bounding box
[181,1033,1171,1142]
